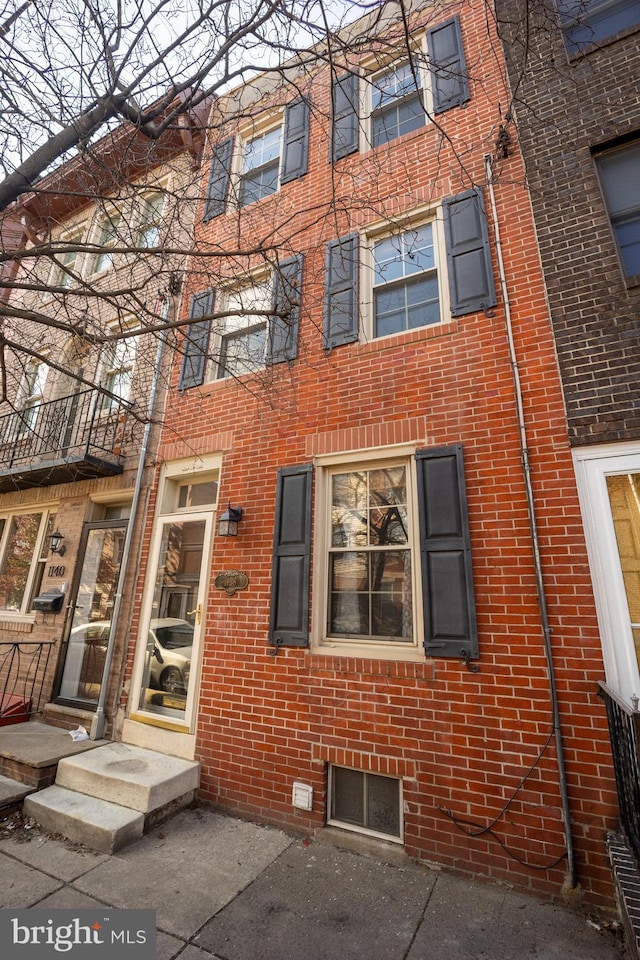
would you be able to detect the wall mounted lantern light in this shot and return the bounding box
[49,530,66,556]
[218,503,243,537]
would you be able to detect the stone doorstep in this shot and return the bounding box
[23,785,144,855]
[0,772,35,813]
[607,832,640,960]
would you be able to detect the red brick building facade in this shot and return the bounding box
[120,0,618,910]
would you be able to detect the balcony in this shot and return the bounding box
[0,389,129,492]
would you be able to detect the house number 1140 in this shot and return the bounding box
[48,564,66,577]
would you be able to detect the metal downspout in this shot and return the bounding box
[91,296,170,741]
[484,155,578,889]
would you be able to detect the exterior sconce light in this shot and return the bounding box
[218,503,243,538]
[49,530,66,556]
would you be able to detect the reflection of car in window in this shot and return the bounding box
[68,617,193,695]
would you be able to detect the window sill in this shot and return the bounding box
[625,273,640,290]
[0,613,36,628]
[311,640,429,665]
[359,318,457,354]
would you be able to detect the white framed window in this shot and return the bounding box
[314,450,421,657]
[595,140,640,283]
[573,443,640,705]
[16,360,48,435]
[239,124,282,207]
[99,333,137,411]
[136,191,165,248]
[51,230,84,288]
[369,60,426,148]
[91,213,121,274]
[362,213,447,340]
[0,510,52,616]
[213,278,273,379]
[328,765,403,842]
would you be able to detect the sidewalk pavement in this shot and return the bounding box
[0,806,629,960]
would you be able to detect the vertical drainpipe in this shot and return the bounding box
[484,155,578,890]
[91,294,170,742]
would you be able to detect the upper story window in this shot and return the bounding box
[331,16,469,162]
[370,61,425,148]
[91,213,121,274]
[214,280,272,379]
[0,510,52,616]
[558,0,640,52]
[240,127,282,207]
[323,190,496,351]
[178,256,303,390]
[372,223,440,336]
[136,192,165,248]
[596,140,640,283]
[52,231,83,288]
[16,360,48,435]
[203,98,310,220]
[100,334,137,411]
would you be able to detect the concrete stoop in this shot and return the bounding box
[23,742,200,854]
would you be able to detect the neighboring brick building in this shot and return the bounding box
[0,110,205,737]
[115,0,620,910]
[495,0,640,933]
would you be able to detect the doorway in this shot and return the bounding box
[54,520,127,707]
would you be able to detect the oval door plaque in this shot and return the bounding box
[214,570,249,596]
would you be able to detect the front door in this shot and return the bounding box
[132,512,213,726]
[54,520,127,707]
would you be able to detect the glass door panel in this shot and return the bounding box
[56,522,127,705]
[136,517,207,722]
[607,473,640,671]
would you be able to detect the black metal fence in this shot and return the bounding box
[0,640,55,724]
[599,681,640,865]
[0,389,127,473]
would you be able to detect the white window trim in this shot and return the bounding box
[89,209,122,276]
[97,320,139,412]
[364,50,431,152]
[311,443,425,662]
[48,227,86,290]
[134,187,167,248]
[360,204,450,343]
[0,508,54,621]
[209,273,274,381]
[573,441,640,704]
[234,113,284,209]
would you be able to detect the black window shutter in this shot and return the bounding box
[269,464,313,649]
[323,233,359,350]
[331,72,359,161]
[178,290,214,390]
[415,444,478,664]
[203,137,233,221]
[281,98,310,184]
[426,16,470,114]
[268,254,303,364]
[443,188,497,317]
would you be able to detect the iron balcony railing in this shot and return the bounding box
[0,640,55,724]
[599,681,640,866]
[0,389,129,489]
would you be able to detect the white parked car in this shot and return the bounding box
[67,617,193,695]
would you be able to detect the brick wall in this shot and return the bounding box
[496,0,640,446]
[128,0,618,911]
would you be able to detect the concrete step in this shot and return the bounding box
[55,742,199,813]
[23,784,143,853]
[0,772,34,812]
